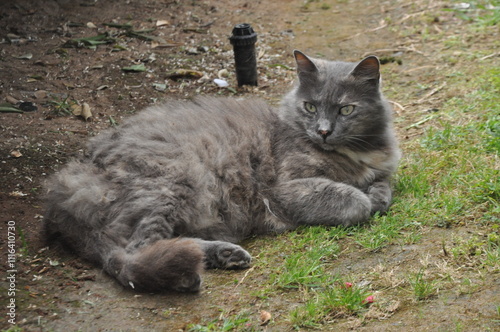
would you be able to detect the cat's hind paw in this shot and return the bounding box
[110,238,205,293]
[171,272,202,292]
[199,240,252,270]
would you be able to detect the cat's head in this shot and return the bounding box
[280,50,392,153]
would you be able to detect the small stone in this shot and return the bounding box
[10,150,23,158]
[34,90,47,99]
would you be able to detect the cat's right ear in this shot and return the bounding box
[294,50,318,85]
[293,50,318,74]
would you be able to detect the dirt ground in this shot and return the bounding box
[0,0,498,331]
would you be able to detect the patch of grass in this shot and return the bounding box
[48,96,77,116]
[393,67,499,229]
[446,0,500,27]
[17,226,29,255]
[270,226,343,289]
[187,311,252,332]
[449,234,500,272]
[289,299,324,329]
[409,269,437,301]
[290,280,373,328]
[271,249,331,289]
[399,229,422,245]
[3,327,23,332]
[353,215,401,251]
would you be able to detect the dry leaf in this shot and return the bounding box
[14,53,33,60]
[386,300,400,313]
[122,63,147,72]
[156,20,170,27]
[72,103,92,121]
[166,69,204,79]
[81,103,92,121]
[6,95,19,104]
[9,191,28,197]
[71,104,82,116]
[259,310,271,326]
[10,150,23,158]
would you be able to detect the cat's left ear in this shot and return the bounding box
[350,56,380,83]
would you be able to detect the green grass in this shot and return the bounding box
[187,312,251,332]
[290,280,373,328]
[270,226,345,289]
[446,0,500,27]
[409,269,437,301]
[449,233,500,271]
[48,96,77,116]
[17,226,29,255]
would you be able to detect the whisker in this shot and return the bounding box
[344,136,377,150]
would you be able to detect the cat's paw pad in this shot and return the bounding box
[220,247,252,269]
[205,242,252,270]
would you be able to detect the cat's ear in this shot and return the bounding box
[293,50,318,74]
[350,56,380,83]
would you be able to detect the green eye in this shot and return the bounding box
[304,102,317,113]
[340,105,355,115]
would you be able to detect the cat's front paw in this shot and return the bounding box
[367,181,392,215]
[201,241,252,270]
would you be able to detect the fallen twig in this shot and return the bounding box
[234,266,255,289]
[389,100,405,111]
[479,52,500,61]
[416,82,447,104]
[405,113,440,130]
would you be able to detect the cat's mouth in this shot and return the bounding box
[319,142,336,151]
[314,136,337,151]
[307,131,337,151]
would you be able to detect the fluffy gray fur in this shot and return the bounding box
[44,51,400,293]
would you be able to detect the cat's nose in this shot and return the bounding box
[318,129,332,139]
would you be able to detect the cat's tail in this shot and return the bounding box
[104,238,204,292]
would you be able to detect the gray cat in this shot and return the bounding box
[44,51,400,292]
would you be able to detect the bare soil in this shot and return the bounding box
[0,0,498,331]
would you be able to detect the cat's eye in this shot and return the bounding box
[304,102,317,113]
[340,105,355,116]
